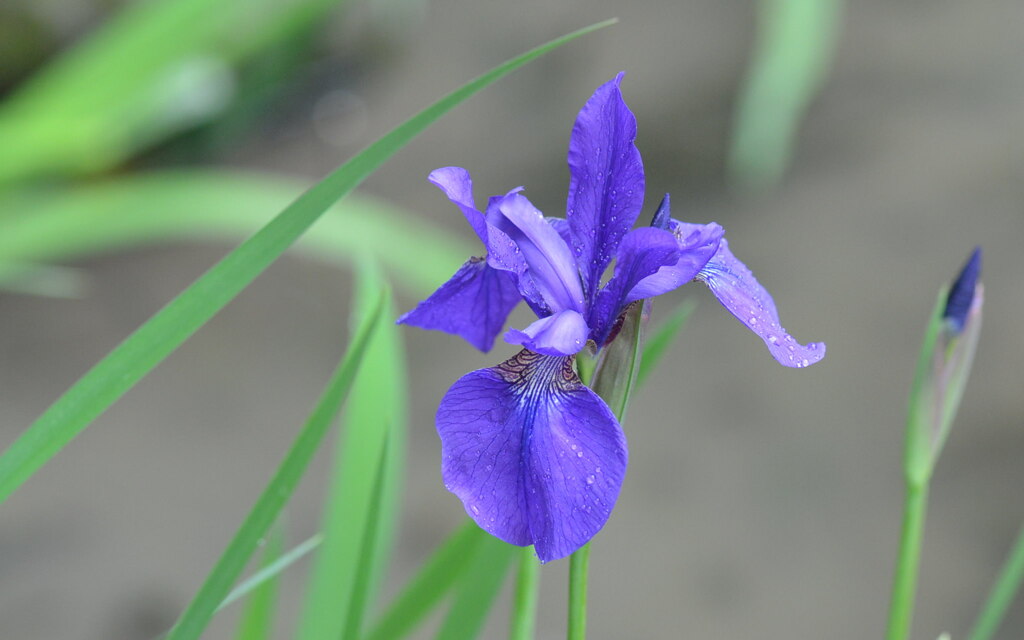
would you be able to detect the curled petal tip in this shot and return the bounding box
[697,237,826,369]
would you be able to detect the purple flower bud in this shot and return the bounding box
[943,247,982,334]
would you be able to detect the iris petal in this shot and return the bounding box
[588,227,680,346]
[397,257,521,352]
[490,193,585,313]
[504,309,589,356]
[436,350,627,562]
[566,72,645,299]
[696,236,826,368]
[627,221,724,301]
[428,167,488,244]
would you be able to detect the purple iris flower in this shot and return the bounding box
[398,74,825,562]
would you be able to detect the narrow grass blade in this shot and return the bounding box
[217,534,323,613]
[297,265,406,640]
[0,0,351,183]
[435,535,517,640]
[164,291,384,640]
[342,439,391,640]
[637,298,696,388]
[0,171,468,295]
[966,521,1024,640]
[727,0,842,189]
[509,547,540,640]
[365,520,484,640]
[234,522,285,640]
[0,18,615,505]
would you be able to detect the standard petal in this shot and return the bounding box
[697,238,826,368]
[490,192,585,313]
[588,227,680,346]
[436,350,627,563]
[504,309,589,356]
[566,72,645,299]
[396,257,520,352]
[429,167,488,244]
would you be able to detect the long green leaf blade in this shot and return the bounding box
[164,290,383,640]
[0,19,615,505]
[0,171,468,295]
[217,534,324,613]
[727,0,842,189]
[297,264,406,640]
[435,535,517,640]
[234,522,285,640]
[967,521,1024,640]
[365,520,484,640]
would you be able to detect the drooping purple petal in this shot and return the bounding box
[489,192,585,313]
[566,73,645,300]
[504,309,589,356]
[588,227,680,346]
[436,350,627,563]
[696,237,826,368]
[397,257,521,352]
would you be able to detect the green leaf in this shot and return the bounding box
[0,19,615,505]
[164,290,384,640]
[727,0,842,190]
[365,520,485,640]
[297,264,406,640]
[435,535,517,640]
[0,170,468,296]
[234,522,285,640]
[637,298,695,388]
[218,534,323,613]
[0,0,352,184]
[967,521,1024,640]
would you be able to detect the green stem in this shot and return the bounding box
[510,547,541,640]
[966,521,1024,640]
[886,481,929,640]
[567,543,591,640]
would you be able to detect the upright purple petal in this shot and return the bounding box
[490,192,585,313]
[429,167,487,244]
[696,237,826,368]
[397,257,520,352]
[504,309,589,356]
[588,227,680,346]
[437,350,627,562]
[566,73,645,299]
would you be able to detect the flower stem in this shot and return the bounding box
[567,543,591,640]
[885,480,929,640]
[510,547,540,640]
[966,521,1024,640]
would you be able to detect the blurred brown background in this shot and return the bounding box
[1,0,1022,638]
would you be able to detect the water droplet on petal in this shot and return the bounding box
[470,505,480,515]
[586,475,596,485]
